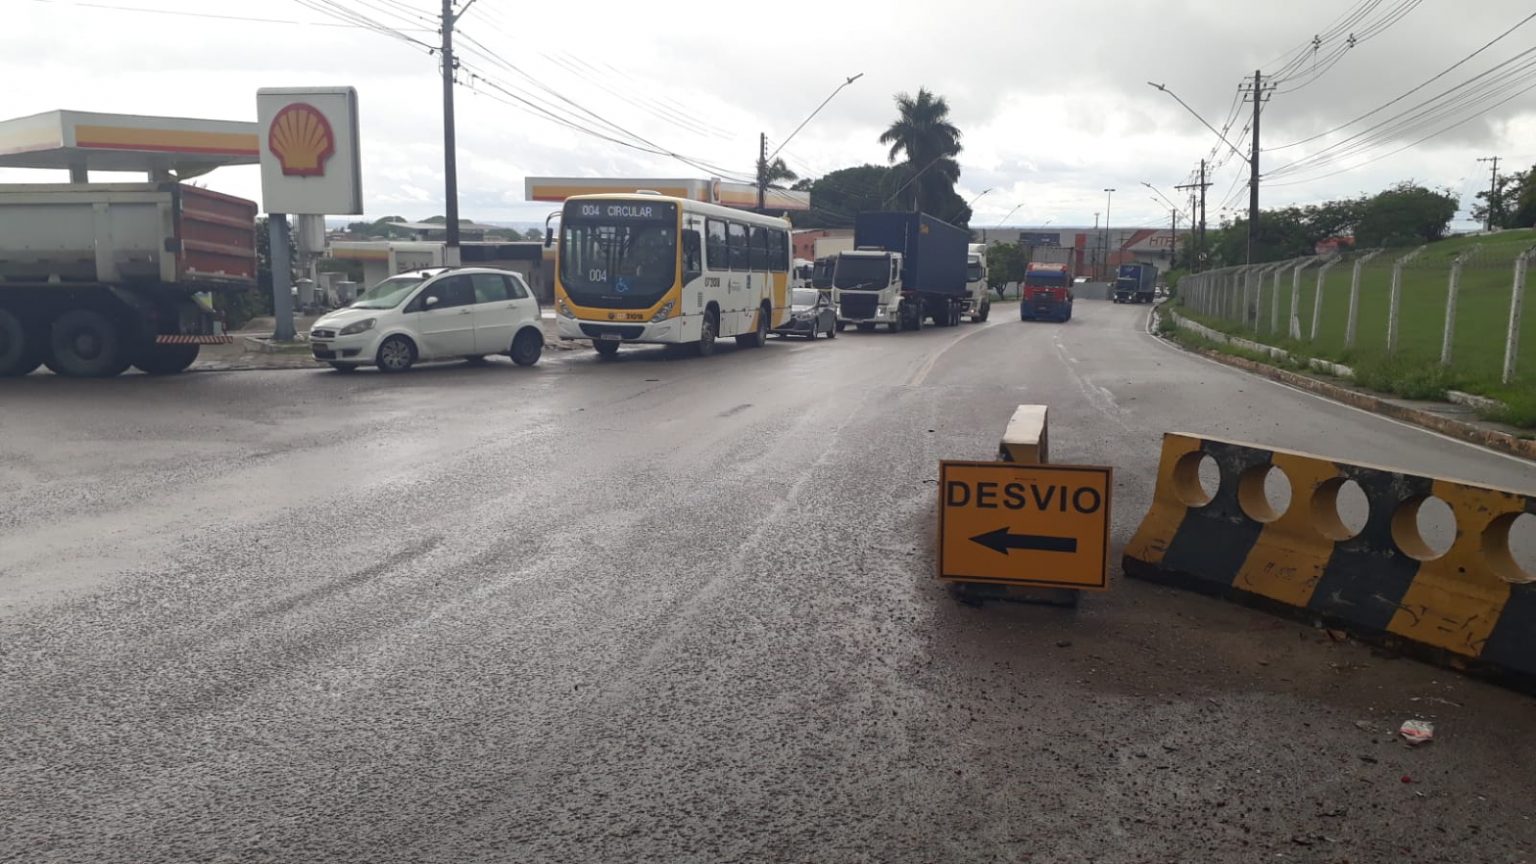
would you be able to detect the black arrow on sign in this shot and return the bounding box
[970,528,1078,555]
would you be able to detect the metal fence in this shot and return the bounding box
[1176,233,1536,387]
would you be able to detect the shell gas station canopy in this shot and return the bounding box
[0,109,259,179]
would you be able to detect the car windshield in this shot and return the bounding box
[833,256,890,289]
[792,288,819,307]
[352,275,429,309]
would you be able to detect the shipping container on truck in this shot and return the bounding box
[0,182,258,377]
[1112,262,1158,304]
[833,211,971,332]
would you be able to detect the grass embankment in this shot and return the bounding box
[1172,230,1536,428]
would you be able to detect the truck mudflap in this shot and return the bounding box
[154,334,234,345]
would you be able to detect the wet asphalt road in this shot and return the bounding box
[3,299,1536,863]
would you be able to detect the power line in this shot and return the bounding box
[1268,10,1536,151]
[25,0,431,29]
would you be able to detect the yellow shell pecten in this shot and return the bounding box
[269,103,335,177]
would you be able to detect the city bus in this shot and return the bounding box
[554,193,792,358]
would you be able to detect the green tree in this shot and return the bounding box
[790,164,895,229]
[1472,165,1535,229]
[985,242,1030,295]
[1354,182,1458,247]
[878,88,963,216]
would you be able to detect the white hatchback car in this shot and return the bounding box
[310,268,544,373]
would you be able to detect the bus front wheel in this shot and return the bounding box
[593,339,620,359]
[696,310,718,357]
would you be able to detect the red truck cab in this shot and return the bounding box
[1019,263,1074,322]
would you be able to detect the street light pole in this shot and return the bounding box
[1103,188,1116,279]
[956,187,992,223]
[759,72,863,211]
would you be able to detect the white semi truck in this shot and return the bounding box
[832,212,984,332]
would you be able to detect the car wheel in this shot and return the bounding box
[132,343,200,375]
[593,339,620,359]
[376,335,416,373]
[510,329,543,366]
[48,309,131,378]
[825,318,836,339]
[696,309,719,356]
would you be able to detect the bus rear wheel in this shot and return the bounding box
[736,304,769,348]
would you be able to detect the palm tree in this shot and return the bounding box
[879,88,962,213]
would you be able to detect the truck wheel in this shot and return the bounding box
[0,308,42,377]
[47,309,131,378]
[973,299,990,323]
[132,343,200,375]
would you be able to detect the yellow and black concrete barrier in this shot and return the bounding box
[1124,433,1536,685]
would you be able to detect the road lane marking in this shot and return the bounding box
[907,319,1005,387]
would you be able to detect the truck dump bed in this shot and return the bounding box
[0,182,257,287]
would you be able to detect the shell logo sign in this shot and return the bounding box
[256,86,363,215]
[268,102,336,177]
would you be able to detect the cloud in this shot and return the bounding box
[2,0,1532,232]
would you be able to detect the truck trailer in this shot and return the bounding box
[0,182,257,377]
[1113,262,1158,304]
[833,212,971,332]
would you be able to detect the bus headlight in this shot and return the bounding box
[649,300,676,323]
[557,298,576,319]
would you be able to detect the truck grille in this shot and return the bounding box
[839,293,878,319]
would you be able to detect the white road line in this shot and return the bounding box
[906,319,1005,387]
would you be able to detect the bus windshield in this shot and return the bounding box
[560,200,678,309]
[833,255,890,290]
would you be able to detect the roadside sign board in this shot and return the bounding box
[938,460,1112,590]
[257,87,363,215]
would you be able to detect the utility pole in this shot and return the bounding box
[1170,208,1179,270]
[1092,212,1100,277]
[756,132,768,212]
[1239,71,1273,265]
[1478,155,1501,231]
[1103,188,1116,280]
[1175,159,1212,272]
[439,0,474,265]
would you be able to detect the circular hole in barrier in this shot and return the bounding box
[1485,512,1536,584]
[1311,478,1370,541]
[1238,464,1291,523]
[1173,451,1219,507]
[1392,495,1457,561]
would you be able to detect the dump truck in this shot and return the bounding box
[0,182,257,376]
[833,211,970,332]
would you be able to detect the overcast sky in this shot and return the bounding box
[6,0,1534,231]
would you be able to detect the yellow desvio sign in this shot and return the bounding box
[938,461,1113,590]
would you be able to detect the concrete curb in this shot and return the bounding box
[1152,306,1536,461]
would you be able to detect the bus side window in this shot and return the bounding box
[771,229,788,272]
[683,230,702,281]
[750,225,769,271]
[706,219,727,270]
[727,223,749,271]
